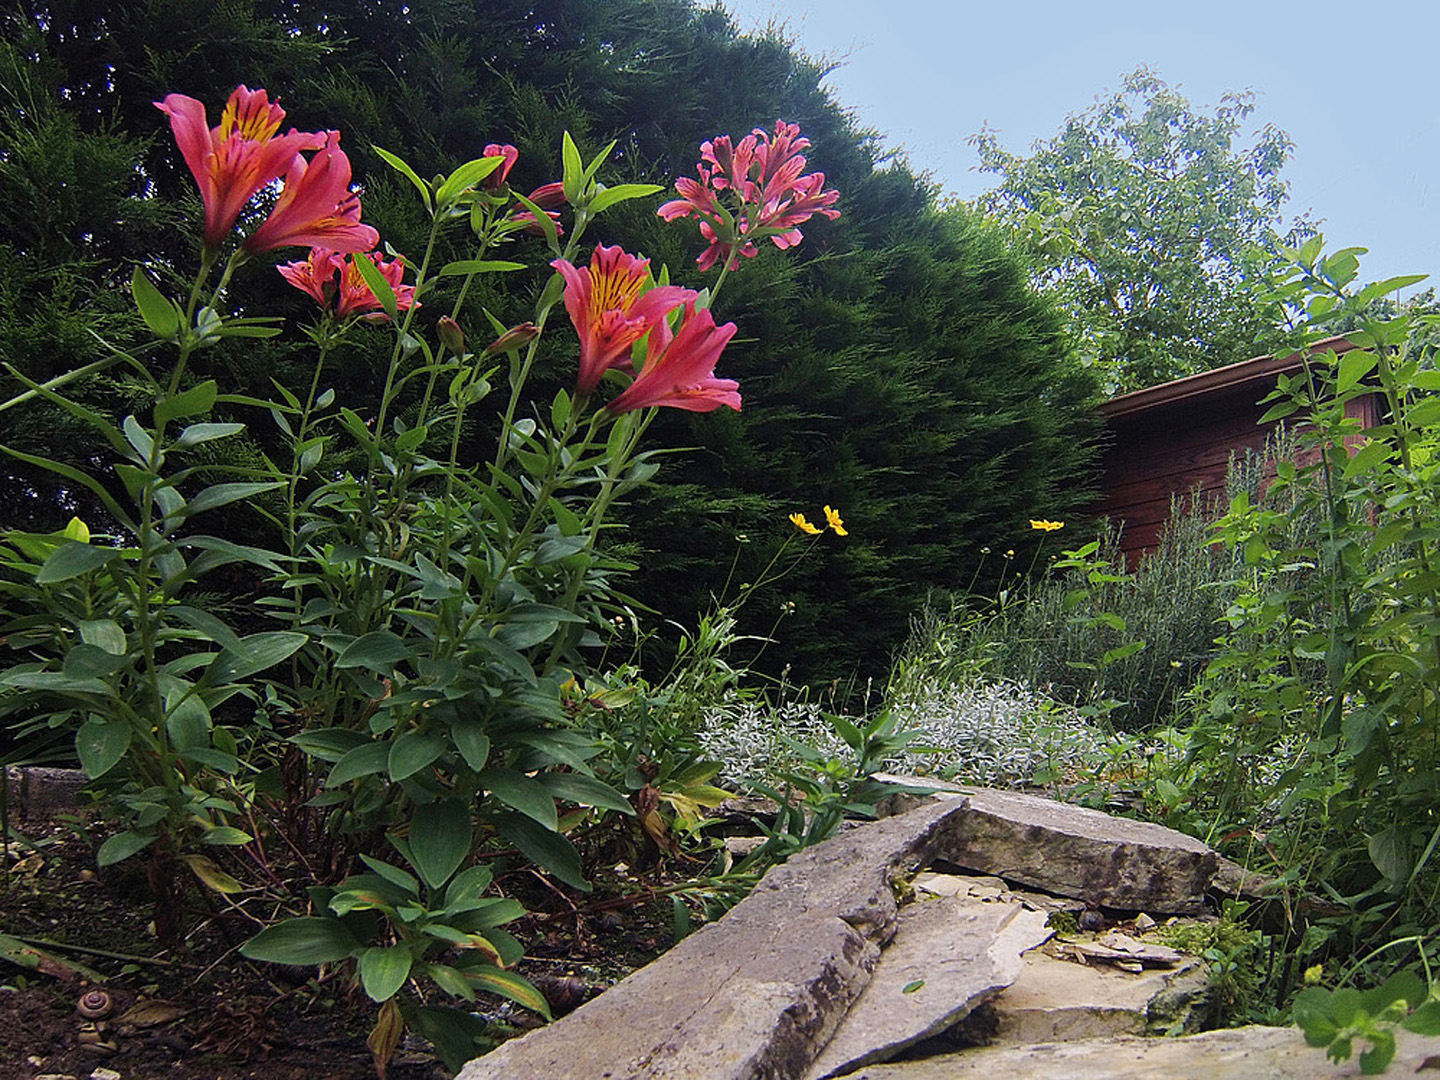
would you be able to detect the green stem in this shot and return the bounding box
[375,221,442,439]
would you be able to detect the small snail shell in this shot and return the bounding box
[76,989,113,1019]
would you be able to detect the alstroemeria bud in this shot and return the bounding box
[481,143,519,190]
[437,316,466,353]
[482,322,541,356]
[527,182,567,210]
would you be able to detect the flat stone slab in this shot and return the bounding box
[459,796,980,1080]
[875,778,1219,913]
[844,1025,1440,1079]
[2,766,87,823]
[461,788,1234,1079]
[966,948,1209,1044]
[806,896,1052,1079]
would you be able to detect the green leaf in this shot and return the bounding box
[351,252,398,322]
[97,831,155,866]
[181,536,286,575]
[437,259,527,277]
[2,670,112,695]
[358,856,421,897]
[327,742,391,786]
[1363,970,1427,1014]
[373,145,432,211]
[79,619,127,655]
[423,961,477,1002]
[1368,827,1411,883]
[205,631,306,683]
[435,155,504,208]
[406,1006,489,1073]
[1405,396,1440,428]
[450,723,490,772]
[131,267,180,340]
[336,631,412,673]
[241,916,361,965]
[560,131,584,205]
[495,812,589,892]
[201,826,253,846]
[166,603,243,651]
[155,380,218,426]
[587,182,663,215]
[1336,349,1377,393]
[173,421,244,449]
[1291,987,1340,1047]
[1343,439,1392,478]
[164,693,211,751]
[388,733,446,781]
[443,864,495,909]
[542,773,635,816]
[360,944,414,1002]
[1402,1000,1440,1036]
[36,541,120,583]
[122,415,155,463]
[62,643,128,679]
[1357,1028,1395,1075]
[480,767,556,830]
[406,798,472,892]
[185,481,282,517]
[464,967,551,1019]
[290,728,369,763]
[76,718,130,778]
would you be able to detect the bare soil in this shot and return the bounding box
[0,812,676,1080]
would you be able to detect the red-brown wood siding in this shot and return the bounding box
[1091,338,1380,566]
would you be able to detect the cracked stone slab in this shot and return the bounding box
[805,897,1053,1079]
[955,948,1209,1045]
[844,1025,1440,1079]
[874,778,1219,913]
[458,796,978,1080]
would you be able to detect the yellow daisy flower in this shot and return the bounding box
[789,512,822,535]
[823,505,848,536]
[1029,519,1065,532]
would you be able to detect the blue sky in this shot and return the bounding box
[721,0,1438,297]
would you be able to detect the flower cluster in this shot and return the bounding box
[156,85,377,255]
[278,248,417,321]
[660,120,841,272]
[552,245,740,414]
[788,505,846,537]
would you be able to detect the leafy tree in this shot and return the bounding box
[972,67,1311,393]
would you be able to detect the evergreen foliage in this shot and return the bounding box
[1,0,1102,682]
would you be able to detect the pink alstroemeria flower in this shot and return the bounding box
[482,143,520,190]
[278,247,416,320]
[659,119,839,273]
[552,245,693,395]
[242,132,379,255]
[605,302,740,415]
[155,85,325,249]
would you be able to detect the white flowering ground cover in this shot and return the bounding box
[697,679,1119,790]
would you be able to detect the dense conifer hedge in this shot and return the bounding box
[1,0,1102,681]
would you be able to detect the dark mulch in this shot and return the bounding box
[0,813,677,1080]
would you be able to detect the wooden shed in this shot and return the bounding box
[1091,335,1380,567]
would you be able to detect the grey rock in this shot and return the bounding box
[936,785,1218,914]
[955,949,1209,1045]
[3,766,87,822]
[844,1025,1440,1079]
[459,796,977,1080]
[806,898,1052,1079]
